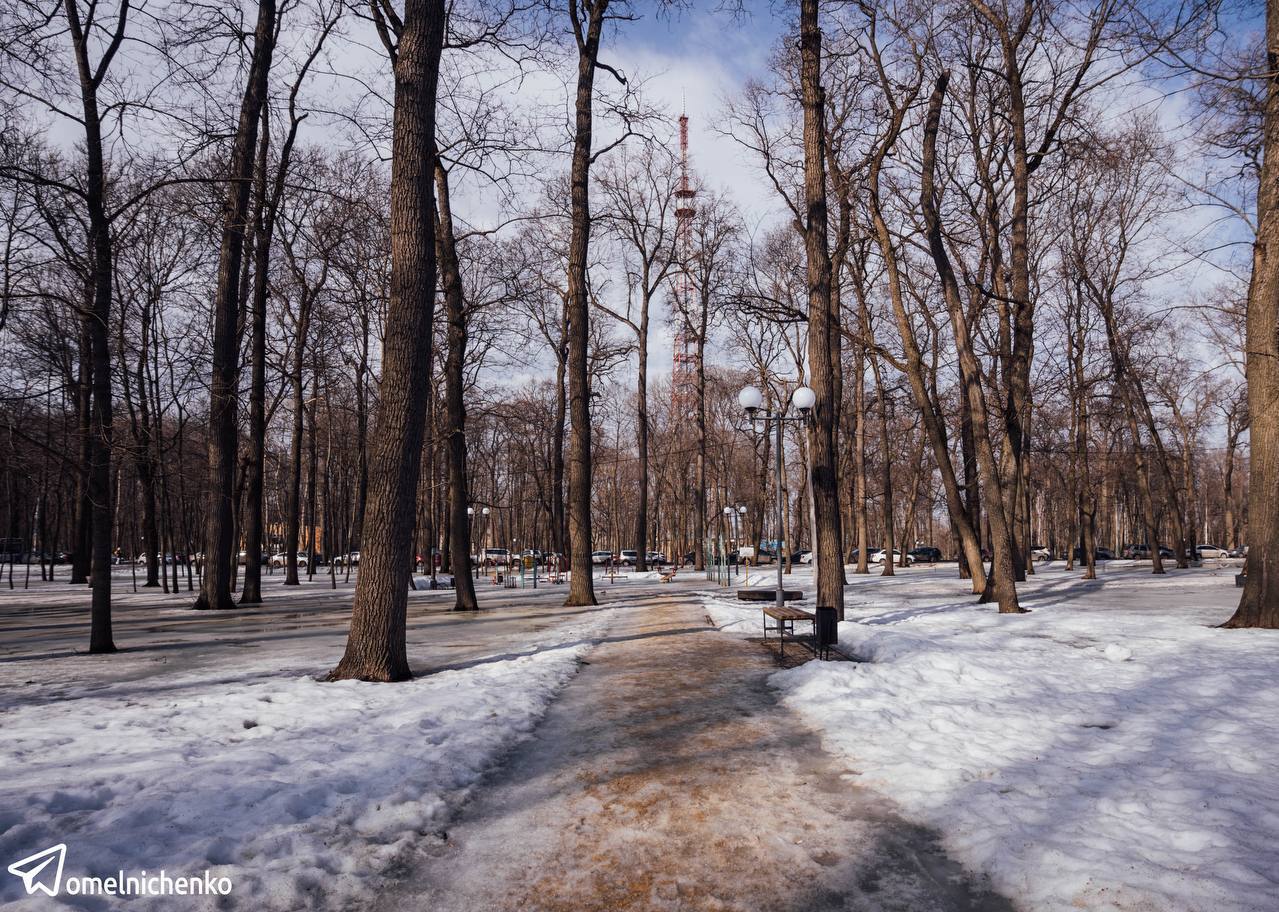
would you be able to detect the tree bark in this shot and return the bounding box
[193,0,276,611]
[64,0,126,650]
[1226,0,1279,628]
[434,162,479,611]
[563,0,610,608]
[798,0,843,614]
[634,297,649,573]
[921,73,1022,614]
[330,0,445,679]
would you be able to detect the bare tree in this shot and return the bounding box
[193,0,278,611]
[797,0,844,614]
[921,72,1022,613]
[1225,0,1279,628]
[597,141,679,574]
[330,0,447,680]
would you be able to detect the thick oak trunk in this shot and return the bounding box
[329,0,445,679]
[799,0,843,614]
[1226,0,1279,628]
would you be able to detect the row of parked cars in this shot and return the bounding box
[1029,544,1247,562]
[592,550,670,566]
[1120,543,1245,560]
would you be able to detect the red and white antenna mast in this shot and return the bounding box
[672,106,697,416]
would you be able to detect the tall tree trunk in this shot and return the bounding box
[329,0,445,679]
[921,73,1021,614]
[193,0,276,611]
[1224,419,1239,550]
[435,163,479,611]
[305,383,318,578]
[551,332,567,559]
[798,0,843,614]
[852,328,870,574]
[243,76,304,603]
[563,0,609,608]
[634,302,649,573]
[241,116,270,604]
[958,386,981,578]
[285,347,306,585]
[694,326,707,571]
[1226,0,1279,627]
[870,354,894,578]
[64,0,121,650]
[71,316,91,586]
[867,150,985,593]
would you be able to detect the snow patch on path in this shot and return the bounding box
[704,572,1279,911]
[0,638,598,910]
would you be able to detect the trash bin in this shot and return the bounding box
[815,606,838,661]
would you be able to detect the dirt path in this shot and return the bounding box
[380,592,1015,912]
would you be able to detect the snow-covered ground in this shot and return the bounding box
[705,563,1279,912]
[0,572,637,910]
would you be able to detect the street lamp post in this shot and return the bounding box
[466,506,477,579]
[737,384,814,608]
[481,506,492,583]
[722,503,747,577]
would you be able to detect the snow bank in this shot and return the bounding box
[0,645,593,910]
[756,572,1279,911]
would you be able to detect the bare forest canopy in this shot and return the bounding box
[1,0,1272,662]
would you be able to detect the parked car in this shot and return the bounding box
[333,551,361,567]
[1195,544,1228,560]
[1030,545,1052,562]
[1229,545,1248,558]
[796,549,814,564]
[1125,544,1174,560]
[134,552,183,565]
[619,549,640,566]
[646,551,668,566]
[481,548,512,567]
[270,552,308,568]
[1073,547,1115,561]
[237,550,269,566]
[591,550,615,565]
[908,546,943,563]
[868,549,913,566]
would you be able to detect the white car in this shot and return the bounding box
[797,549,814,564]
[1195,545,1228,560]
[1031,546,1052,562]
[868,549,913,566]
[591,550,614,565]
[270,552,308,568]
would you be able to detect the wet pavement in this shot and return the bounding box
[380,593,1015,912]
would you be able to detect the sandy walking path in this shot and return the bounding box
[377,591,1013,912]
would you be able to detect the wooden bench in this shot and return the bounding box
[762,604,816,657]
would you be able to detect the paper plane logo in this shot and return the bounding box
[8,844,66,896]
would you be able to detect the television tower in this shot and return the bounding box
[671,110,697,416]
